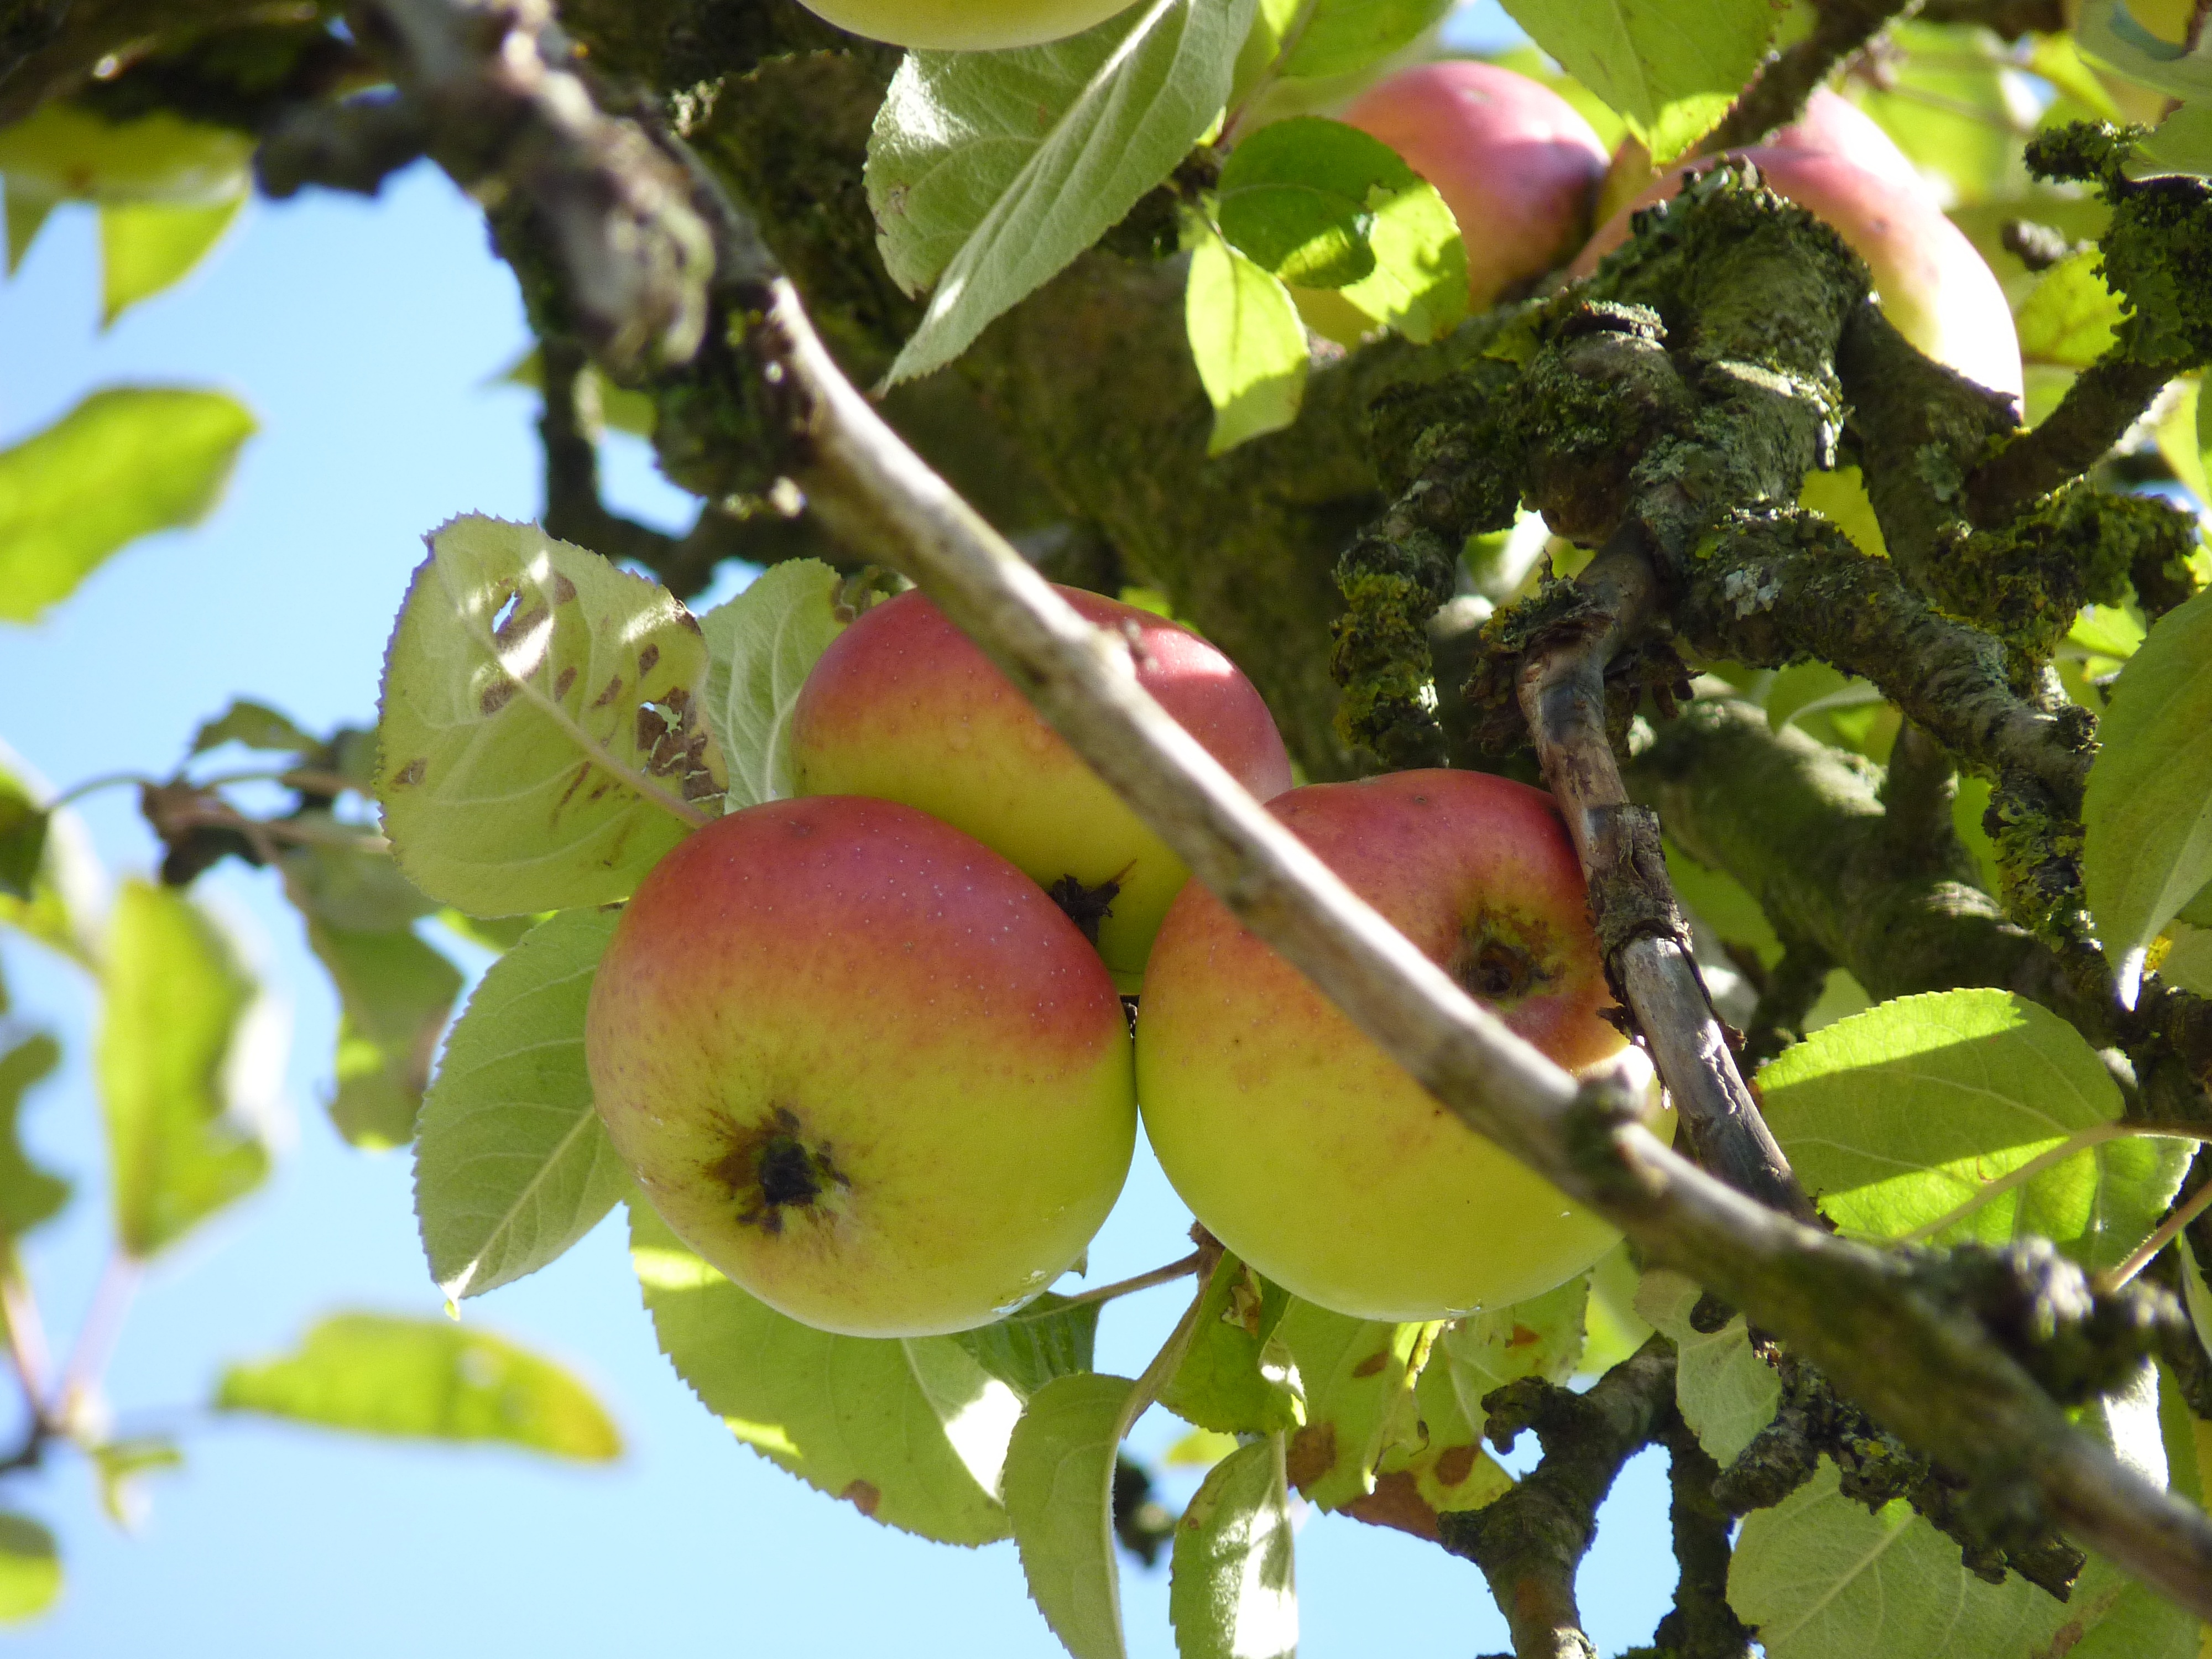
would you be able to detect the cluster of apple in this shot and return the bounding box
[585,586,1638,1336]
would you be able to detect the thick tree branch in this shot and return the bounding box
[1441,1335,1679,1659]
[1965,353,2180,528]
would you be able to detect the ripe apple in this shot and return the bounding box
[1339,61,1610,310]
[791,586,1293,989]
[1571,145,2024,406]
[1766,88,1927,195]
[792,0,1137,50]
[1135,769,1655,1323]
[586,795,1137,1338]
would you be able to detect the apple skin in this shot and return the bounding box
[793,0,1136,50]
[1766,88,1928,195]
[791,586,1293,989]
[1135,769,1651,1323]
[1571,145,2023,406]
[586,795,1137,1338]
[1340,61,1610,310]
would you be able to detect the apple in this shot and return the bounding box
[586,795,1137,1338]
[1135,769,1654,1323]
[1571,144,2024,406]
[791,586,1293,989]
[1766,88,1928,195]
[1339,61,1611,310]
[792,0,1138,50]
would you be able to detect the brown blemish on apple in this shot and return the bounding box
[1434,1443,1478,1487]
[716,1105,852,1235]
[1447,906,1562,1009]
[1285,1422,1337,1491]
[840,1480,880,1517]
[1351,1351,1390,1379]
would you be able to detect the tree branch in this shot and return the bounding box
[1699,0,1920,156]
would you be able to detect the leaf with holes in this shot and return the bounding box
[2084,586,2212,1006]
[1005,1371,1134,1659]
[867,0,1260,385]
[631,1202,1019,1545]
[377,515,724,917]
[415,908,627,1298]
[100,880,273,1260]
[1635,1269,1777,1465]
[1276,1300,1438,1511]
[698,559,851,812]
[1757,989,2192,1275]
[0,386,254,623]
[217,1313,620,1460]
[1158,1252,1302,1436]
[1499,0,1776,162]
[1168,1436,1297,1659]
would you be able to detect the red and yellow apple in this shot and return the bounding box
[586,796,1136,1337]
[1340,60,1611,310]
[791,586,1293,989]
[1135,769,1654,1323]
[1571,143,2023,406]
[792,0,1136,50]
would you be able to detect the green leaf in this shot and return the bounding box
[0,783,45,904]
[1853,29,2025,206]
[1004,1371,1133,1659]
[376,514,723,916]
[1663,834,1782,969]
[1323,168,1465,343]
[1730,1459,2075,1656]
[0,387,255,623]
[1580,1241,1655,1374]
[2084,586,2212,1004]
[100,196,242,326]
[1276,1300,1437,1510]
[1757,990,2193,1275]
[4,184,53,273]
[2135,97,2212,178]
[0,1036,69,1238]
[306,920,460,1149]
[1186,226,1310,456]
[630,1202,1017,1544]
[1216,117,1395,288]
[1167,1436,1297,1659]
[2159,922,2212,994]
[87,1436,181,1528]
[953,1294,1102,1398]
[1499,0,1775,162]
[0,105,251,204]
[281,831,439,934]
[2015,249,2126,370]
[1159,1253,1302,1435]
[497,348,658,439]
[216,1312,621,1460]
[2081,0,2212,103]
[100,880,270,1260]
[1278,0,1452,79]
[2151,374,2208,502]
[2176,1234,2212,1373]
[190,698,318,757]
[1635,1269,1778,1464]
[415,909,627,1298]
[868,0,1261,384]
[697,559,850,812]
[0,1514,59,1624]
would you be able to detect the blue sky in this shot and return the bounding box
[0,43,1679,1658]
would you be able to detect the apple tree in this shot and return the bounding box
[4,0,2212,1652]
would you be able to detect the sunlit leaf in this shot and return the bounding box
[1500,0,1775,161]
[190,698,318,758]
[1168,1436,1297,1659]
[0,1514,59,1624]
[100,880,271,1259]
[87,1436,181,1529]
[953,1295,1101,1399]
[100,196,242,326]
[1158,1252,1301,1436]
[217,1312,620,1460]
[306,920,460,1149]
[0,387,254,623]
[868,0,1260,384]
[2014,249,2126,369]
[0,105,251,204]
[1758,990,2192,1274]
[415,909,627,1297]
[1185,227,1309,456]
[697,559,850,812]
[0,1036,68,1238]
[631,1202,1016,1543]
[1276,1300,1436,1510]
[2083,587,2212,1005]
[376,515,723,916]
[1005,1371,1133,1659]
[1636,1269,1777,1464]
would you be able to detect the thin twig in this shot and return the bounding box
[2098,1179,2212,1293]
[0,1241,53,1423]
[57,1253,140,1436]
[1055,1252,1204,1311]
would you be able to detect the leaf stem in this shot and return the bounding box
[1111,1275,1211,1446]
[1220,0,1323,147]
[57,1251,140,1434]
[1055,1251,1203,1310]
[2095,1178,2212,1293]
[0,1241,53,1422]
[45,771,159,811]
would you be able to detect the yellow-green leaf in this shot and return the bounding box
[100,196,242,326]
[0,1514,58,1624]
